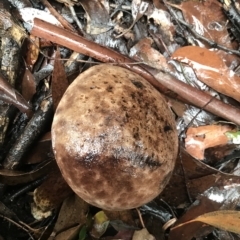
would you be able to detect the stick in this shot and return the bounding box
[30,19,240,125]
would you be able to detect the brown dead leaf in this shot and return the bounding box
[168,196,222,240]
[160,147,240,206]
[172,46,240,102]
[132,228,155,240]
[52,225,81,240]
[0,73,31,114]
[185,124,234,160]
[0,160,54,185]
[112,230,135,240]
[33,165,72,213]
[24,132,52,164]
[173,210,240,235]
[167,97,186,117]
[52,47,69,112]
[51,194,88,237]
[21,65,36,102]
[179,0,233,48]
[78,0,110,34]
[147,6,175,42]
[105,210,135,228]
[130,38,170,71]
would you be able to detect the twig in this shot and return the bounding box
[136,208,145,228]
[0,214,36,240]
[9,176,47,201]
[41,0,76,33]
[30,19,240,125]
[69,5,83,30]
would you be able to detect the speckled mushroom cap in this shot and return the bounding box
[52,64,178,210]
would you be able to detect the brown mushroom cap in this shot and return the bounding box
[52,64,178,210]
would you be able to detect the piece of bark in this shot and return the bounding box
[3,97,53,170]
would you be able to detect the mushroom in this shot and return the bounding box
[52,64,178,210]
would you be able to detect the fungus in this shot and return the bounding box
[52,64,178,210]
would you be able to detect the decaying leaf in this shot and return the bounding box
[0,73,31,114]
[129,37,170,71]
[52,48,69,112]
[112,229,135,240]
[50,194,88,237]
[78,0,111,34]
[24,132,52,164]
[33,164,72,217]
[51,225,81,240]
[21,64,36,102]
[115,0,149,38]
[147,6,175,42]
[178,0,233,48]
[0,201,19,221]
[132,228,155,240]
[0,160,54,185]
[90,211,109,238]
[105,210,135,229]
[173,210,240,235]
[185,124,234,160]
[172,46,240,102]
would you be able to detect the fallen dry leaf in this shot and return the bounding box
[179,0,233,48]
[132,228,155,240]
[52,47,69,112]
[78,0,110,34]
[21,64,36,102]
[52,225,81,240]
[0,160,54,185]
[50,194,88,238]
[185,124,233,160]
[172,210,240,235]
[129,37,170,71]
[24,132,52,164]
[172,46,240,102]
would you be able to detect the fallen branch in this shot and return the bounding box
[30,18,240,125]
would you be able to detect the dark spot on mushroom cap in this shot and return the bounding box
[164,125,172,132]
[52,64,178,210]
[131,80,145,89]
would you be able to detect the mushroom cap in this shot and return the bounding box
[52,64,178,210]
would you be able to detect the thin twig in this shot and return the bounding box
[41,0,76,33]
[136,208,145,228]
[0,214,36,240]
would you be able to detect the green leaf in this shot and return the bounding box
[225,131,240,144]
[79,225,87,240]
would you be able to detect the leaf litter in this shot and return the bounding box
[1,0,240,239]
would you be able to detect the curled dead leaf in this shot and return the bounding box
[172,46,240,102]
[185,125,234,160]
[172,210,240,235]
